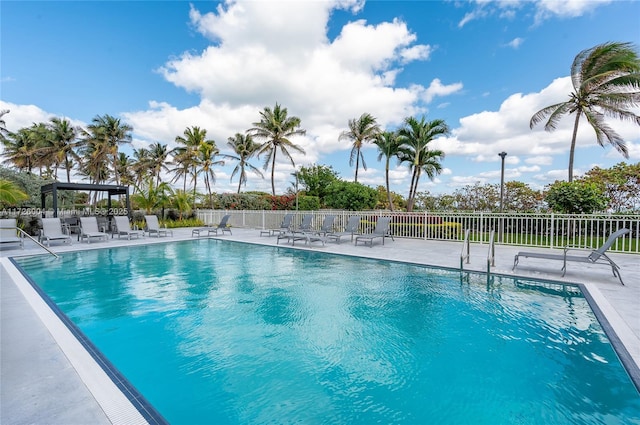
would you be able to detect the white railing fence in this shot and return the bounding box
[197,210,639,254]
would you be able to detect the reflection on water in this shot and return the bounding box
[17,240,640,425]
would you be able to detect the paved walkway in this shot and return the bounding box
[2,227,638,424]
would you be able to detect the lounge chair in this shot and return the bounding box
[354,217,392,247]
[513,228,630,285]
[79,217,109,243]
[145,215,173,237]
[327,216,361,243]
[290,232,327,246]
[113,215,144,240]
[260,213,294,236]
[277,214,314,244]
[40,218,72,247]
[315,215,336,236]
[192,214,232,237]
[0,218,24,249]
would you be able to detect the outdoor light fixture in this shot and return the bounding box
[498,152,507,213]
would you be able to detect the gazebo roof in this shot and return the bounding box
[40,182,129,196]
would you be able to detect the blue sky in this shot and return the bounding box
[2,0,639,197]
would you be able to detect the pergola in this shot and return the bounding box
[40,182,130,218]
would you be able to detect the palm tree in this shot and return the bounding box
[131,147,153,190]
[339,113,381,183]
[132,177,172,214]
[173,126,214,201]
[197,141,225,208]
[530,41,640,182]
[373,131,405,211]
[148,142,171,186]
[0,109,9,142]
[47,117,81,182]
[226,133,263,193]
[1,127,41,174]
[171,189,194,220]
[86,114,133,185]
[248,103,306,195]
[398,116,449,212]
[0,179,29,206]
[115,152,135,188]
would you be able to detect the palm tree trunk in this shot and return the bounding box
[354,151,360,183]
[271,152,277,195]
[385,158,393,211]
[568,113,581,182]
[407,167,419,212]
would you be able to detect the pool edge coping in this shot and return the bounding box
[1,257,168,425]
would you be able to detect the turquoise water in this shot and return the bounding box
[16,240,640,424]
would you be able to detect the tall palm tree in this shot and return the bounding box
[248,103,306,195]
[173,126,214,201]
[197,140,225,208]
[148,142,171,186]
[86,114,133,185]
[0,109,9,142]
[226,133,263,193]
[398,116,449,212]
[78,127,111,204]
[1,127,41,174]
[47,117,81,182]
[115,152,135,188]
[373,131,405,211]
[131,147,153,190]
[530,41,640,182]
[339,113,381,183]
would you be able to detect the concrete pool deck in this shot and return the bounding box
[1,227,638,424]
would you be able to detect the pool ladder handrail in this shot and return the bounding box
[14,227,59,258]
[487,230,495,273]
[460,229,470,270]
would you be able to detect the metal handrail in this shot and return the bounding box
[460,229,470,270]
[487,230,495,273]
[13,227,59,258]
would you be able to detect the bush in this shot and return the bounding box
[217,193,271,210]
[324,181,378,210]
[297,195,320,211]
[545,181,607,213]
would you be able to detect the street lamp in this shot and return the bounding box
[498,152,507,243]
[498,152,507,212]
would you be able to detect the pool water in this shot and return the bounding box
[16,240,640,424]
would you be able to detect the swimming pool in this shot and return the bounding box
[15,239,640,424]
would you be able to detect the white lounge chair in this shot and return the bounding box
[192,214,232,237]
[40,218,72,247]
[354,217,392,247]
[113,215,144,240]
[79,217,109,243]
[0,218,23,249]
[513,228,630,285]
[145,215,173,237]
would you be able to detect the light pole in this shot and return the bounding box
[498,152,507,243]
[498,152,507,212]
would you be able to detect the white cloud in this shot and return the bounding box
[534,0,611,23]
[433,76,639,164]
[0,101,88,135]
[421,78,463,104]
[506,37,524,49]
[525,155,554,166]
[458,0,610,27]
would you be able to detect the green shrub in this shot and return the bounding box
[297,195,320,211]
